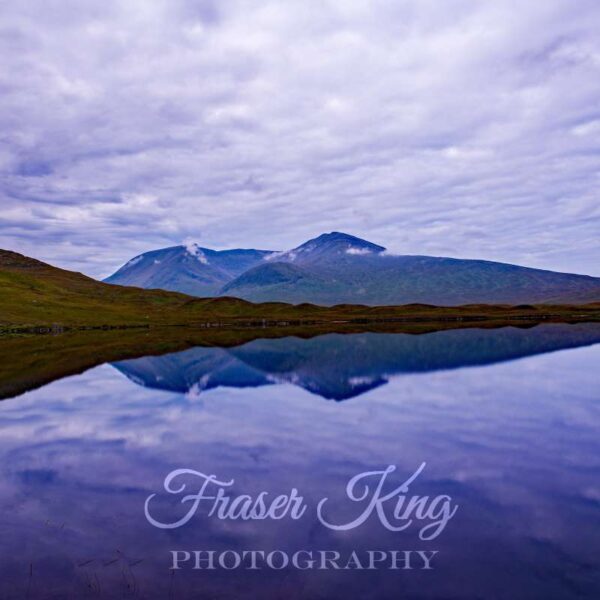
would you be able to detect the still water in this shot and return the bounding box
[0,324,599,599]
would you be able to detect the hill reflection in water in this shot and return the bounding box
[113,323,600,400]
[0,322,599,598]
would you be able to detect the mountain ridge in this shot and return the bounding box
[104,232,600,306]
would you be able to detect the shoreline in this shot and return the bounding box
[2,307,600,336]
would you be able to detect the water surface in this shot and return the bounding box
[0,324,599,598]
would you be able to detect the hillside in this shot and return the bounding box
[0,249,312,328]
[105,232,600,306]
[2,249,600,331]
[221,233,600,305]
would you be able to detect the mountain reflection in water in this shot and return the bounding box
[113,323,600,400]
[0,323,599,599]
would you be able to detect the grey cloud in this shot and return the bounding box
[0,0,599,278]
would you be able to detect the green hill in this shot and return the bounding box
[0,249,340,328]
[1,249,600,331]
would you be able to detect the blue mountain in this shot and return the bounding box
[104,244,274,296]
[105,232,600,305]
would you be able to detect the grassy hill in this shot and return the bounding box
[1,249,600,331]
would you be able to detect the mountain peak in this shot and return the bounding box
[279,232,386,262]
[312,231,385,248]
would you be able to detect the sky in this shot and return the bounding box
[0,0,599,279]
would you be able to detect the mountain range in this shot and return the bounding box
[105,232,600,305]
[12,247,600,331]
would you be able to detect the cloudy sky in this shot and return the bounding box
[1,0,599,278]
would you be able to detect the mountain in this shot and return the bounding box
[222,232,600,305]
[112,324,600,400]
[104,244,274,296]
[13,248,600,331]
[105,232,600,305]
